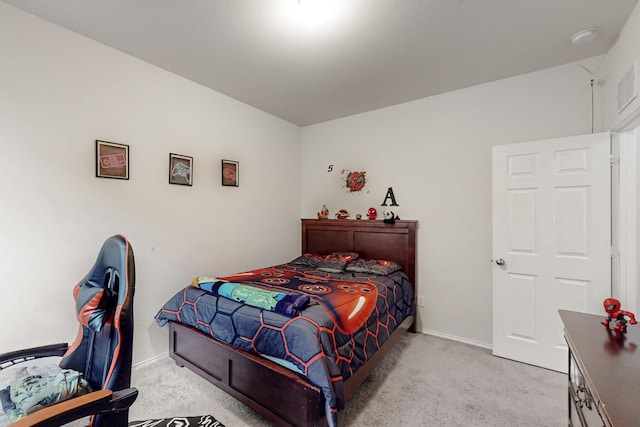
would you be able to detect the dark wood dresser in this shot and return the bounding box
[559,310,640,427]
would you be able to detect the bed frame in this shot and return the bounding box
[168,219,417,426]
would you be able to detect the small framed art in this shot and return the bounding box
[96,140,129,179]
[169,153,193,186]
[221,159,239,187]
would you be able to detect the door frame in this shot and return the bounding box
[614,108,640,314]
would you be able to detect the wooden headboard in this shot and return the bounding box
[301,219,417,285]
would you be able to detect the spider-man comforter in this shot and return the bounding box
[155,262,415,427]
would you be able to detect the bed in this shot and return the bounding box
[155,218,417,427]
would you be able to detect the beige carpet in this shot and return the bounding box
[130,333,566,426]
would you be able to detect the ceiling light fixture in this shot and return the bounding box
[294,0,335,27]
[570,28,597,45]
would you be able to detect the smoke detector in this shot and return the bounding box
[570,29,597,45]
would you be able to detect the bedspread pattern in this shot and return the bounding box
[155,263,415,427]
[215,266,379,334]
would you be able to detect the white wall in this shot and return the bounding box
[0,3,302,364]
[301,58,600,347]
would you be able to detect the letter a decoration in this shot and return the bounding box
[381,187,399,206]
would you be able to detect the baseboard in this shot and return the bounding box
[133,352,169,371]
[420,328,493,350]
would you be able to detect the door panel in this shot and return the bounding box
[505,273,537,341]
[492,133,611,372]
[508,189,536,252]
[554,186,589,256]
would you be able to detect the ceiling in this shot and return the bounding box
[3,0,638,126]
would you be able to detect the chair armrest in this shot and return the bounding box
[9,389,112,427]
[0,344,68,369]
[7,387,138,427]
[108,387,139,412]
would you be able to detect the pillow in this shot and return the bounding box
[316,254,350,273]
[291,253,354,272]
[346,259,402,275]
[73,283,115,333]
[290,253,324,267]
[291,252,358,269]
[331,252,359,261]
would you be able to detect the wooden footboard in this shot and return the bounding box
[169,321,325,427]
[169,315,414,427]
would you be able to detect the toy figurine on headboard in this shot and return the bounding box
[601,297,637,335]
[383,210,399,224]
[366,208,377,220]
[317,204,329,220]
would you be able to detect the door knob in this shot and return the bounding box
[495,258,505,266]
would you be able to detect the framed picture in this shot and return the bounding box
[96,140,129,179]
[222,159,239,187]
[169,153,193,186]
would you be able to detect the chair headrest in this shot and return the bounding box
[72,235,132,332]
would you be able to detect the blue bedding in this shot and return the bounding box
[155,262,415,427]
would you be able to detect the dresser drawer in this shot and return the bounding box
[568,349,610,426]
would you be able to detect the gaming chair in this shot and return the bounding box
[0,235,137,427]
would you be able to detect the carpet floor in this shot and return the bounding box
[129,332,567,427]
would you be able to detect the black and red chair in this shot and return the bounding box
[0,235,137,427]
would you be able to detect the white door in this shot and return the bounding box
[492,133,611,372]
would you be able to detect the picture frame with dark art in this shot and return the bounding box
[96,140,129,179]
[222,159,239,187]
[169,153,193,186]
